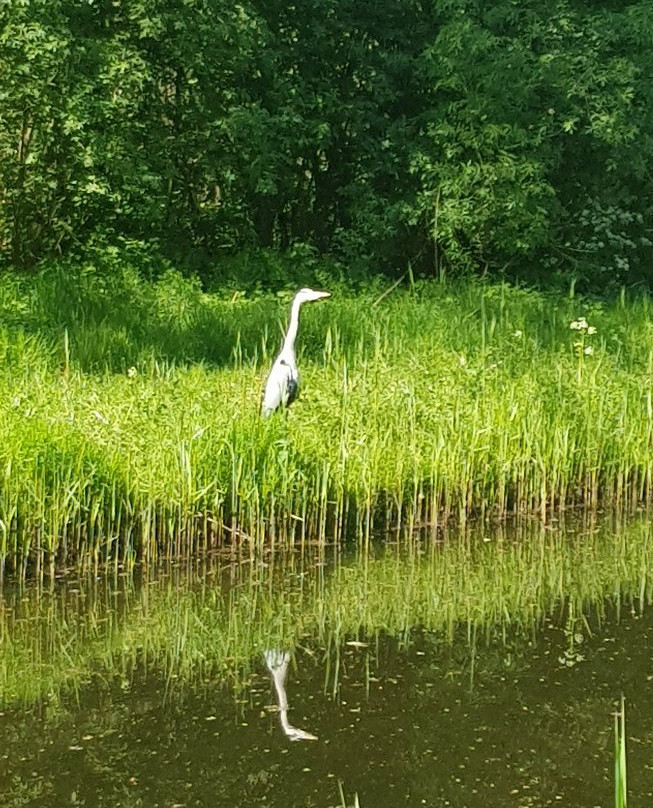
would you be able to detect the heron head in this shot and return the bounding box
[295,287,331,304]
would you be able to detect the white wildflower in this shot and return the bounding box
[583,346,594,355]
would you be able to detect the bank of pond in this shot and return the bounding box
[0,266,651,571]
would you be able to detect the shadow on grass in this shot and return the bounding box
[0,253,359,375]
[0,261,281,373]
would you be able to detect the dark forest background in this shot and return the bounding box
[1,0,652,290]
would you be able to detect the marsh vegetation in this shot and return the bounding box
[0,264,651,573]
[2,2,652,803]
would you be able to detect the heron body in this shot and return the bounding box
[262,288,330,417]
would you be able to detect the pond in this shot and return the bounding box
[0,513,652,807]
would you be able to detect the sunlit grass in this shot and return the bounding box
[0,261,651,568]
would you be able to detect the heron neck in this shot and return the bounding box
[282,297,302,356]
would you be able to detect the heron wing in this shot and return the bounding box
[285,372,299,406]
[262,358,299,415]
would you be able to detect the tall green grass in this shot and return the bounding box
[0,260,651,569]
[615,696,628,808]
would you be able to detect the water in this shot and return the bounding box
[1,515,652,807]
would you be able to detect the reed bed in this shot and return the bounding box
[1,514,650,708]
[0,262,651,570]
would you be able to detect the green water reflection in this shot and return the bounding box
[1,514,652,806]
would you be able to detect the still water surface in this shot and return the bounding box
[1,515,652,807]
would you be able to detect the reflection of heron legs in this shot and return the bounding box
[264,650,318,741]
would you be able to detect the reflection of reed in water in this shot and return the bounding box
[264,650,318,741]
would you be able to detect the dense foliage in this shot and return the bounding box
[1,0,652,286]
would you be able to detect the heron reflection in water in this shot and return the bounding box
[264,649,318,741]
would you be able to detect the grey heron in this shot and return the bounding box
[261,287,330,417]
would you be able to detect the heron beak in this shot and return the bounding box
[315,291,331,300]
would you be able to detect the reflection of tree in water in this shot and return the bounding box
[264,650,318,742]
